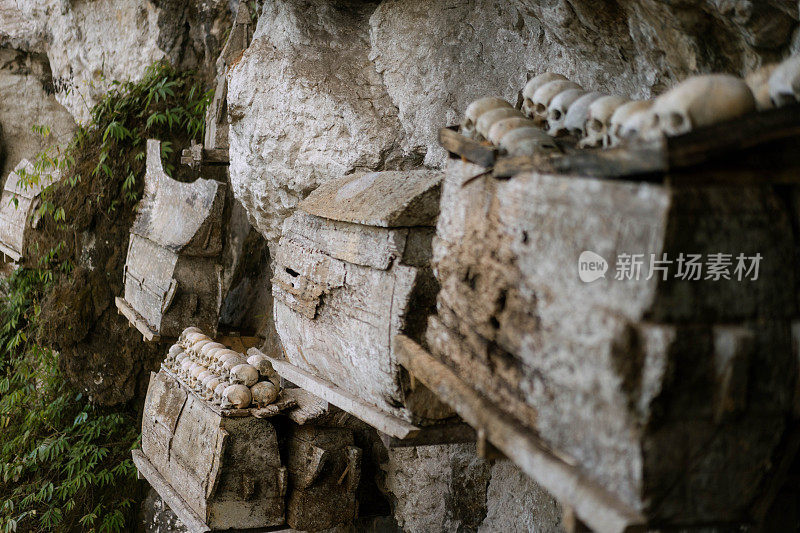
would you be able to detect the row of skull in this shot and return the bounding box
[462,53,800,153]
[162,326,281,410]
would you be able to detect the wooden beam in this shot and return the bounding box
[379,422,476,448]
[132,449,211,533]
[115,296,161,343]
[393,334,647,533]
[438,127,497,168]
[252,349,421,439]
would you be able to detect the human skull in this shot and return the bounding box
[180,359,194,380]
[251,381,280,407]
[247,352,278,380]
[522,72,568,117]
[487,117,536,145]
[230,364,259,387]
[213,381,230,403]
[768,55,800,107]
[746,64,777,111]
[182,332,207,349]
[180,326,203,342]
[461,97,513,138]
[475,108,524,140]
[579,95,629,148]
[562,92,604,139]
[221,384,252,409]
[222,356,247,373]
[203,375,221,400]
[189,363,205,388]
[190,339,212,358]
[546,89,588,136]
[499,127,560,157]
[165,345,182,368]
[643,74,755,139]
[606,100,653,147]
[530,80,582,126]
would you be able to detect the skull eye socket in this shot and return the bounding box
[551,110,562,120]
[668,112,685,130]
[535,103,547,114]
[588,118,603,133]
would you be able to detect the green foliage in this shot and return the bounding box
[0,270,140,533]
[0,60,212,532]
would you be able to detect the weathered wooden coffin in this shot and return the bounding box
[272,170,453,427]
[425,157,798,526]
[285,425,361,531]
[118,139,224,340]
[139,370,287,530]
[0,159,60,263]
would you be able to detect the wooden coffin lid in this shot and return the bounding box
[299,170,443,228]
[131,139,224,255]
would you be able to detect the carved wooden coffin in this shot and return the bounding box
[272,170,453,426]
[285,425,361,531]
[427,158,798,525]
[139,370,287,530]
[118,139,224,340]
[0,159,60,263]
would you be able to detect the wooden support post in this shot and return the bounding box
[252,349,421,440]
[115,296,161,342]
[393,334,647,533]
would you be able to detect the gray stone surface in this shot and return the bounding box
[227,0,412,241]
[0,47,75,178]
[383,444,564,533]
[481,460,563,532]
[0,0,232,123]
[140,488,189,533]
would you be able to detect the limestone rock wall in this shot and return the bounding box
[0,47,75,178]
[0,0,232,124]
[228,0,798,241]
[383,445,563,532]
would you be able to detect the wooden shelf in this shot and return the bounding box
[440,102,800,184]
[254,349,421,439]
[393,334,646,533]
[115,296,162,342]
[133,449,211,533]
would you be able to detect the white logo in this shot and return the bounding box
[578,251,608,283]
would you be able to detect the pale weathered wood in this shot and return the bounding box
[254,349,421,439]
[273,221,450,423]
[428,156,797,524]
[115,296,161,342]
[394,334,646,533]
[132,450,212,533]
[0,159,61,264]
[298,170,443,228]
[282,211,408,270]
[139,370,287,530]
[119,140,225,339]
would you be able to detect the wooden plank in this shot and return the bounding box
[132,449,212,533]
[253,349,421,439]
[438,127,497,168]
[393,335,647,533]
[181,147,230,167]
[115,296,161,342]
[298,170,442,228]
[666,102,800,168]
[379,422,476,448]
